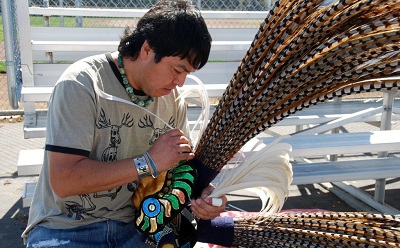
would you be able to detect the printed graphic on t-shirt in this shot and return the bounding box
[65,194,95,220]
[138,115,175,145]
[96,109,134,162]
[65,193,135,220]
[64,108,137,221]
[94,109,134,200]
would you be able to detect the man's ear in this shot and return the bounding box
[140,40,152,59]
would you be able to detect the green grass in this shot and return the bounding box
[0,16,4,42]
[0,16,4,73]
[30,16,82,27]
[0,61,5,73]
[29,16,129,28]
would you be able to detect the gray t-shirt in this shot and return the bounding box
[22,53,190,238]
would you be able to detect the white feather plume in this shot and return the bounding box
[178,75,210,149]
[209,137,293,215]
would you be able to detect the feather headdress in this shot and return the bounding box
[193,0,400,247]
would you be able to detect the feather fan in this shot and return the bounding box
[131,0,400,246]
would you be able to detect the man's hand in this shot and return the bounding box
[190,184,227,220]
[147,129,194,173]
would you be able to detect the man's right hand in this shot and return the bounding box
[147,128,194,173]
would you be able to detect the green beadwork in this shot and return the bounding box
[117,53,154,107]
[135,161,197,235]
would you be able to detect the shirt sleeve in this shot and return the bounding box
[45,66,97,156]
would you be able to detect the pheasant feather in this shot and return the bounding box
[195,0,400,169]
[230,212,400,247]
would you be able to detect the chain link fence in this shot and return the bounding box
[1,0,24,115]
[30,0,276,10]
[0,0,277,115]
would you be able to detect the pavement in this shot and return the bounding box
[0,117,399,248]
[0,118,44,248]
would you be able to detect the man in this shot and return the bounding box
[23,0,227,247]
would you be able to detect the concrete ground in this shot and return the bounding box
[0,118,399,248]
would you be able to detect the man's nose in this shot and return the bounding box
[173,73,188,87]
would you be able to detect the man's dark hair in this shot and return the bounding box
[118,0,211,69]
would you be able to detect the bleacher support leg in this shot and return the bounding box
[374,90,396,203]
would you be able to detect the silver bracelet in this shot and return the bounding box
[133,155,151,179]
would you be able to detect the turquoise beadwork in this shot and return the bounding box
[117,53,154,107]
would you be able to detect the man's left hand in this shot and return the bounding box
[190,184,227,220]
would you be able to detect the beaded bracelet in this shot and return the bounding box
[133,155,151,179]
[144,151,158,178]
